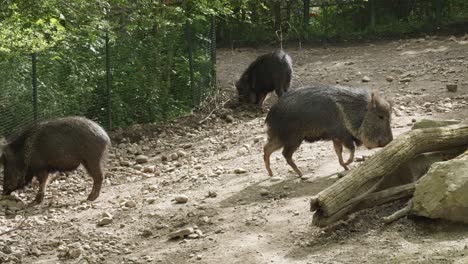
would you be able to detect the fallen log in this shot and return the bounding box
[312,122,468,227]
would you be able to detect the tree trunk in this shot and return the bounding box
[311,123,468,227]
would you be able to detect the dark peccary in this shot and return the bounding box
[1,116,110,204]
[236,50,293,106]
[264,85,393,177]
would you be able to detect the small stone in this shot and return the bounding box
[196,255,202,260]
[259,189,270,196]
[386,76,394,82]
[270,176,282,182]
[170,153,179,161]
[362,76,371,82]
[194,229,204,237]
[136,155,149,164]
[141,230,153,237]
[120,160,132,167]
[187,233,199,239]
[68,248,82,259]
[143,165,155,173]
[174,195,189,204]
[183,144,193,149]
[161,155,168,162]
[177,150,187,158]
[168,227,194,239]
[234,168,247,174]
[2,245,12,254]
[125,200,137,208]
[146,197,157,204]
[225,115,234,123]
[446,83,458,92]
[133,164,143,171]
[207,191,217,198]
[97,217,113,227]
[400,77,411,83]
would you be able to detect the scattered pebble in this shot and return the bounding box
[446,83,458,92]
[174,195,189,204]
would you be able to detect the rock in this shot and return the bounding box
[399,77,411,83]
[1,245,12,254]
[97,217,113,227]
[234,168,247,174]
[170,153,179,161]
[168,227,194,239]
[177,150,187,158]
[67,243,83,259]
[174,195,189,204]
[68,248,82,259]
[362,76,371,82]
[124,200,137,208]
[270,176,282,182]
[224,115,234,123]
[143,165,155,173]
[133,164,143,171]
[386,76,394,82]
[412,154,468,223]
[136,155,149,164]
[207,191,217,198]
[161,155,168,162]
[120,160,132,167]
[447,83,458,92]
[259,189,270,196]
[187,233,199,239]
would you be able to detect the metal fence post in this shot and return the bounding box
[303,0,310,27]
[210,15,217,91]
[32,53,38,122]
[370,0,376,31]
[105,31,112,130]
[185,21,196,107]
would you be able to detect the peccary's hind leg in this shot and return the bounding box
[30,171,49,205]
[282,141,303,177]
[83,160,104,201]
[264,138,283,177]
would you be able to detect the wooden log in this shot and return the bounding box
[312,123,468,227]
[355,183,415,211]
[382,200,412,224]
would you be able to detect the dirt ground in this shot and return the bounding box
[1,35,468,264]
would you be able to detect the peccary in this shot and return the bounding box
[0,116,110,204]
[236,50,293,105]
[264,85,393,177]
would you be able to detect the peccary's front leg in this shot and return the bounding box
[333,138,356,170]
[30,171,49,205]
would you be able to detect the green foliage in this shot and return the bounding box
[216,0,468,46]
[0,0,221,134]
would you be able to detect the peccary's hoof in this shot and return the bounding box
[337,170,350,178]
[87,192,100,201]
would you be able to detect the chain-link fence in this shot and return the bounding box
[0,15,216,139]
[217,0,468,46]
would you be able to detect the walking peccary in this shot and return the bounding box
[236,50,293,106]
[264,85,393,177]
[1,116,110,204]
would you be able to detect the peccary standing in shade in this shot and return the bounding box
[1,116,110,204]
[236,50,293,106]
[264,85,393,177]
